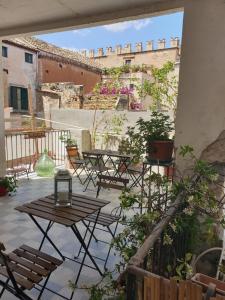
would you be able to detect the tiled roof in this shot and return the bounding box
[6,37,102,72]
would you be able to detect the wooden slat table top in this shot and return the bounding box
[83,149,133,159]
[15,193,110,227]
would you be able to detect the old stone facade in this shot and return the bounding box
[85,37,180,68]
[2,37,102,114]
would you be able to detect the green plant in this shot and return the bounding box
[136,61,178,116]
[137,111,174,142]
[101,113,127,149]
[0,176,17,193]
[60,135,77,147]
[70,145,224,297]
[119,111,174,161]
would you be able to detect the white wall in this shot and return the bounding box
[175,0,225,170]
[2,42,37,110]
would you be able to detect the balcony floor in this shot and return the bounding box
[0,173,121,299]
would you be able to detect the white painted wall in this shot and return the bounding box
[175,0,225,170]
[2,42,37,110]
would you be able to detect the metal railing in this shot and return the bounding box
[5,129,71,170]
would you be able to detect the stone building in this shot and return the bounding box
[2,40,38,113]
[86,37,180,68]
[2,37,102,114]
[84,38,180,110]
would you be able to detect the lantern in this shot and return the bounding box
[54,170,72,207]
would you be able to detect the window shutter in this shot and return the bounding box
[9,86,18,109]
[21,88,28,111]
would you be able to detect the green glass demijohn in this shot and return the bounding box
[35,149,55,177]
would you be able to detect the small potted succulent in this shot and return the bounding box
[60,135,79,157]
[0,176,17,196]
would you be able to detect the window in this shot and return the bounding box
[2,46,8,58]
[25,52,33,64]
[9,86,28,112]
[125,59,131,65]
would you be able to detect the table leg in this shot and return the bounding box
[29,215,65,261]
[71,209,102,286]
[38,220,53,251]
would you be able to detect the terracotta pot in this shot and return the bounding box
[164,166,175,179]
[0,186,8,196]
[147,140,174,162]
[66,146,79,158]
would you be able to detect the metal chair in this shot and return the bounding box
[96,174,129,197]
[67,151,86,184]
[76,206,122,271]
[0,243,63,300]
[82,152,110,191]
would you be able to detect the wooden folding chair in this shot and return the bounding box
[0,242,63,300]
[96,174,129,197]
[76,205,122,271]
[67,151,86,184]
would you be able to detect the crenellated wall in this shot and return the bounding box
[82,37,180,68]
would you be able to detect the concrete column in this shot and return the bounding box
[0,40,6,176]
[175,0,225,171]
[81,130,91,153]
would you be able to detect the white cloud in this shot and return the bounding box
[103,19,152,32]
[72,29,91,37]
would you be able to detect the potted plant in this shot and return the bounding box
[136,111,174,162]
[0,176,17,196]
[60,135,79,157]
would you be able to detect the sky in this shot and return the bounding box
[37,12,183,53]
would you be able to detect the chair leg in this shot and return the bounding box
[74,221,91,259]
[37,273,51,300]
[96,185,101,198]
[104,222,120,270]
[0,278,9,298]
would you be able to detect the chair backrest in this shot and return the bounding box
[0,242,6,265]
[83,152,104,168]
[0,242,20,292]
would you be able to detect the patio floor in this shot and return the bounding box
[0,173,121,299]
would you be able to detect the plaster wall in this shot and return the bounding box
[38,57,101,94]
[175,0,225,170]
[51,108,155,133]
[2,42,37,109]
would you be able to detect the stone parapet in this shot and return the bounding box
[87,37,180,58]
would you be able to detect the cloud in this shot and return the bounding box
[103,19,152,32]
[72,29,91,37]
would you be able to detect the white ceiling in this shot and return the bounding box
[0,0,184,37]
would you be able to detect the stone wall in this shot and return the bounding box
[83,38,180,69]
[83,94,118,110]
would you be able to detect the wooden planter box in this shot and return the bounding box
[24,131,46,139]
[192,273,225,295]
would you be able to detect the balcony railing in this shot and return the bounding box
[5,129,70,171]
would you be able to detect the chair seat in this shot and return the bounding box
[85,212,120,227]
[0,244,62,290]
[71,159,85,165]
[97,182,126,190]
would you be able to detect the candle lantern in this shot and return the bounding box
[54,170,72,207]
